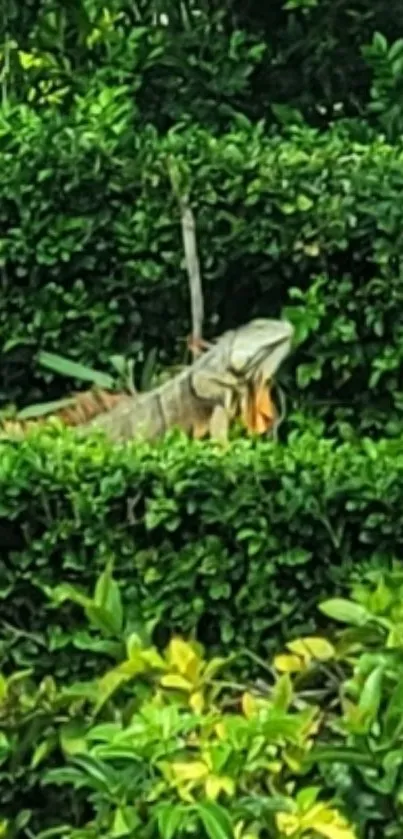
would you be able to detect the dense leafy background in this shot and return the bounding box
[1,0,403,437]
[0,427,397,679]
[3,3,403,837]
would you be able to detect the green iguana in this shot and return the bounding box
[75,318,294,443]
[1,319,294,443]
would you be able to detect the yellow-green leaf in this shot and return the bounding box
[215,722,227,740]
[272,673,293,711]
[205,775,235,800]
[190,690,205,713]
[277,803,357,839]
[310,813,357,839]
[287,637,335,662]
[140,648,166,669]
[312,822,356,839]
[160,674,193,692]
[18,50,44,70]
[170,761,208,782]
[241,691,258,719]
[274,654,305,673]
[276,812,299,835]
[166,638,201,681]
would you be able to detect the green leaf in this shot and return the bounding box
[372,31,388,54]
[43,766,90,790]
[319,598,371,626]
[85,604,123,637]
[111,806,141,837]
[157,803,186,839]
[305,747,374,767]
[296,194,314,211]
[196,801,234,839]
[0,733,10,764]
[358,664,383,723]
[17,397,77,420]
[296,786,320,809]
[271,673,293,711]
[46,582,92,610]
[60,721,88,757]
[37,351,115,389]
[68,754,114,793]
[279,202,296,215]
[140,346,158,391]
[271,103,304,126]
[384,675,403,738]
[93,562,123,634]
[31,737,57,768]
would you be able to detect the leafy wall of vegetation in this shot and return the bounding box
[2,559,403,838]
[3,3,403,837]
[1,427,398,681]
[1,2,403,438]
[2,116,403,435]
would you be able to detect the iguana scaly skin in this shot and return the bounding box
[0,319,293,443]
[77,318,294,443]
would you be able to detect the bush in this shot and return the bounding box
[1,426,401,683]
[4,0,403,128]
[2,108,403,434]
[229,0,403,124]
[3,563,403,837]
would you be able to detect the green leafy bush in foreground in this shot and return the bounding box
[3,564,403,838]
[1,427,400,680]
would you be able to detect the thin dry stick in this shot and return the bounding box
[179,196,204,357]
[167,157,205,360]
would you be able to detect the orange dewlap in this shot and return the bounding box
[242,382,277,434]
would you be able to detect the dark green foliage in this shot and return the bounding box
[227,0,403,123]
[0,427,399,682]
[4,0,403,126]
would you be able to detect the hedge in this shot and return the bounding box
[4,0,403,128]
[0,426,400,683]
[2,105,403,434]
[3,569,401,838]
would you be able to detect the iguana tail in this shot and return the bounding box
[0,388,132,437]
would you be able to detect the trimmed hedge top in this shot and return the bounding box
[0,427,400,679]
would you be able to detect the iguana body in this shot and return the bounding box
[1,319,293,443]
[78,318,294,443]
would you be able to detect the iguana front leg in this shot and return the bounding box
[191,370,237,444]
[187,335,212,355]
[209,404,230,444]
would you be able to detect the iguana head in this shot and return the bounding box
[229,318,294,436]
[228,318,294,382]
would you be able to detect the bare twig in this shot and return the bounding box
[179,196,204,357]
[168,158,204,358]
